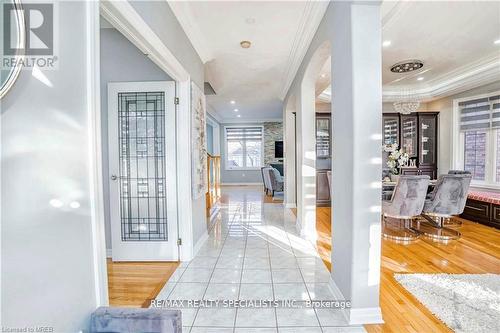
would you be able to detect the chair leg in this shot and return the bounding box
[414,214,461,241]
[382,216,420,242]
[443,217,462,228]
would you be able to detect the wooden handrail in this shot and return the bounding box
[206,153,221,217]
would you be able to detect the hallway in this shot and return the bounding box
[153,186,360,332]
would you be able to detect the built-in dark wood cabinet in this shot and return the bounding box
[316,113,331,207]
[461,199,500,229]
[383,112,439,179]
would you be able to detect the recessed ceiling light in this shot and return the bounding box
[237,115,241,118]
[320,74,326,78]
[417,77,424,81]
[382,40,392,47]
[230,100,235,104]
[240,40,252,49]
[495,39,500,45]
[234,109,239,112]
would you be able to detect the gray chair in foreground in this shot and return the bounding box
[416,173,472,241]
[382,175,430,241]
[90,307,181,333]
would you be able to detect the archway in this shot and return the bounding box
[296,41,331,241]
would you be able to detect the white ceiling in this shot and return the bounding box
[318,0,500,103]
[381,0,500,87]
[170,1,500,120]
[169,1,326,122]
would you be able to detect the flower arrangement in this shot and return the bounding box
[383,143,409,175]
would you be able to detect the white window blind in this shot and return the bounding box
[459,94,500,131]
[225,126,263,169]
[456,92,500,186]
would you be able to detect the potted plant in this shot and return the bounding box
[383,143,409,182]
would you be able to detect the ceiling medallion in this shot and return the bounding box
[390,60,424,73]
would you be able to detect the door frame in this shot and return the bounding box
[87,1,195,306]
[107,81,178,261]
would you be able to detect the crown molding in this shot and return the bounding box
[221,118,283,124]
[383,54,500,102]
[279,1,329,100]
[166,1,213,63]
[100,0,190,82]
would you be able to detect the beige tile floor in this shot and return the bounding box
[154,187,365,332]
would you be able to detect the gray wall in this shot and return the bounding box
[1,2,99,331]
[100,26,171,250]
[130,0,207,246]
[207,123,214,154]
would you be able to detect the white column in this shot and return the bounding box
[330,0,383,324]
[296,85,317,240]
[284,96,297,207]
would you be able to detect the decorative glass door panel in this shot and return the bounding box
[383,116,399,146]
[419,115,437,166]
[118,92,167,241]
[108,81,178,261]
[400,115,418,158]
[316,116,331,158]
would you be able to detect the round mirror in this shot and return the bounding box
[0,0,25,99]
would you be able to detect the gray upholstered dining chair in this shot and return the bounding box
[261,166,273,195]
[416,173,472,240]
[264,167,284,197]
[448,170,471,175]
[444,170,471,227]
[382,175,430,241]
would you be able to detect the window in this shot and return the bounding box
[456,92,500,186]
[225,126,263,169]
[463,131,487,180]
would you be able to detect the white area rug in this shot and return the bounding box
[394,273,500,333]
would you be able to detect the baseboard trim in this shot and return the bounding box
[327,278,384,325]
[106,248,112,258]
[193,232,209,257]
[348,307,384,325]
[328,277,350,324]
[221,182,263,186]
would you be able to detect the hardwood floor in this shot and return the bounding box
[106,186,499,332]
[107,259,179,308]
[311,207,500,332]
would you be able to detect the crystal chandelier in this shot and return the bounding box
[393,100,420,114]
[393,89,420,114]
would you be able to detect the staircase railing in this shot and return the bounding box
[206,153,221,216]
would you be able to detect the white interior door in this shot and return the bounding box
[108,81,178,261]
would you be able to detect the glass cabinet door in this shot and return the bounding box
[316,117,330,158]
[383,115,399,147]
[400,115,418,158]
[419,115,437,166]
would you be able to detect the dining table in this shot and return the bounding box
[382,179,437,200]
